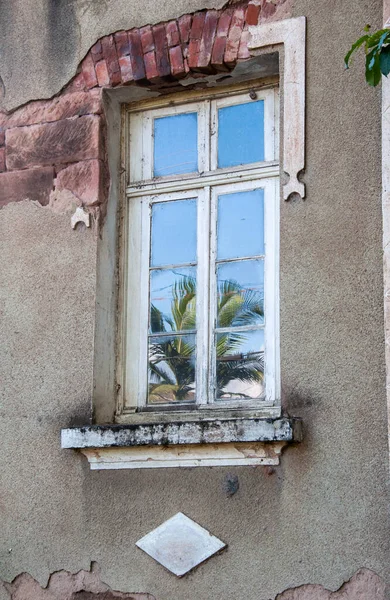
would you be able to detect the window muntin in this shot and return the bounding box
[123,88,279,416]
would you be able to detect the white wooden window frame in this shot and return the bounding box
[120,87,280,421]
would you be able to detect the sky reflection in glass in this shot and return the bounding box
[218,100,264,168]
[217,189,264,260]
[154,113,198,177]
[151,199,197,267]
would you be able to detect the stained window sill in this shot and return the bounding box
[61,417,302,469]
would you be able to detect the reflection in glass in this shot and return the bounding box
[150,269,196,333]
[216,329,264,399]
[217,189,264,260]
[151,199,197,267]
[148,333,196,403]
[218,100,264,168]
[217,260,264,328]
[154,113,198,177]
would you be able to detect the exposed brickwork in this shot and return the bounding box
[6,115,102,171]
[0,167,54,208]
[75,0,287,89]
[0,0,289,215]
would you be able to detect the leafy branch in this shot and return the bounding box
[345,25,390,86]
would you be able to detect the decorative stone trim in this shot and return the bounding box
[61,418,302,469]
[62,418,302,448]
[77,442,288,469]
[249,16,306,200]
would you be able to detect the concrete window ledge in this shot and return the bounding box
[61,418,302,469]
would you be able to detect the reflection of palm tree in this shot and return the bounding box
[148,276,264,402]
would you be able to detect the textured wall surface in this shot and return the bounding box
[0,0,389,600]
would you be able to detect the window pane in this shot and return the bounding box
[151,199,197,267]
[217,260,264,328]
[218,100,264,168]
[154,113,198,177]
[148,333,196,403]
[217,189,264,260]
[150,268,196,333]
[216,329,264,400]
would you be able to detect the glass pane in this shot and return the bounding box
[217,189,264,260]
[217,260,264,328]
[148,334,196,403]
[218,100,264,168]
[151,199,197,267]
[154,113,198,177]
[216,329,264,400]
[150,267,196,333]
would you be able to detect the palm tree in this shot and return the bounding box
[148,275,264,402]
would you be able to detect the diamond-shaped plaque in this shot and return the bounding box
[136,512,226,576]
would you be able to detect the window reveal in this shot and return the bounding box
[122,88,279,415]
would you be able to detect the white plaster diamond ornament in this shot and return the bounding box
[136,512,226,576]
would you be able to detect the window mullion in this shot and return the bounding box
[137,197,152,409]
[196,186,210,405]
[208,185,218,404]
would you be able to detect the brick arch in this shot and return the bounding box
[77,0,283,91]
[0,0,290,214]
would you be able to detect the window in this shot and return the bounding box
[119,86,279,420]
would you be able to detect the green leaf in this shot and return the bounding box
[366,48,382,86]
[344,34,369,68]
[380,45,390,76]
[366,29,390,49]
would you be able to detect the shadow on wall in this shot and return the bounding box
[0,564,385,600]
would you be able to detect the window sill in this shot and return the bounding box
[61,417,302,469]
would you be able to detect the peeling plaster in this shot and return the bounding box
[0,567,384,600]
[1,563,154,600]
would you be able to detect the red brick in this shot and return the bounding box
[0,148,5,172]
[95,60,110,86]
[197,10,219,71]
[6,115,102,170]
[211,36,229,71]
[119,55,133,83]
[65,72,87,93]
[224,5,246,67]
[166,21,180,47]
[140,25,154,54]
[0,167,54,208]
[169,46,185,78]
[101,35,121,86]
[246,1,261,26]
[144,51,160,81]
[81,54,98,89]
[238,27,250,60]
[188,12,206,69]
[55,159,105,206]
[91,41,103,63]
[0,91,102,129]
[153,23,171,78]
[178,14,192,44]
[128,29,146,81]
[114,30,130,57]
[260,0,277,20]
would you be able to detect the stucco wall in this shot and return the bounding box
[0,1,389,599]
